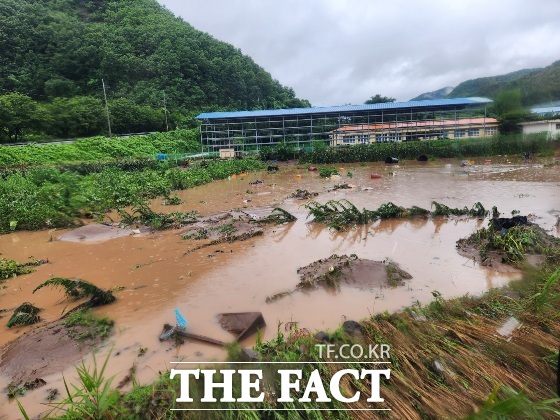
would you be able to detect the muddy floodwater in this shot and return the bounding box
[1,157,559,418]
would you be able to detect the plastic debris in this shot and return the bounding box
[174,308,188,328]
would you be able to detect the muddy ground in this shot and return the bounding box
[0,319,108,395]
[0,157,559,418]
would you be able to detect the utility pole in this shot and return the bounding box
[102,79,112,138]
[163,91,169,131]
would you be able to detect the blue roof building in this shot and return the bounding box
[195,97,493,153]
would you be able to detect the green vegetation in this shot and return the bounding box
[64,310,114,340]
[6,302,41,328]
[318,166,339,178]
[364,94,396,104]
[118,202,198,230]
[459,224,560,265]
[0,258,32,280]
[0,150,265,233]
[298,133,556,164]
[0,0,309,141]
[431,201,488,217]
[256,207,298,224]
[46,351,119,419]
[0,130,200,166]
[33,278,116,312]
[305,199,378,230]
[305,199,486,231]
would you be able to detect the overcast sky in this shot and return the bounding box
[159,0,560,107]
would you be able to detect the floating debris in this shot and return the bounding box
[290,189,319,200]
[217,312,266,342]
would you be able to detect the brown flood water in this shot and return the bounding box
[0,157,559,418]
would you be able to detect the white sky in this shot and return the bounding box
[158,0,560,106]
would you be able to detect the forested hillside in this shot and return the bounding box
[447,61,560,105]
[0,0,309,141]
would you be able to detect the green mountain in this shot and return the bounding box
[447,61,560,106]
[0,0,309,139]
[410,86,454,101]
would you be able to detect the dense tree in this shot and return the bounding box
[490,89,535,134]
[0,0,310,140]
[109,98,165,134]
[43,96,106,138]
[0,93,42,141]
[365,94,396,104]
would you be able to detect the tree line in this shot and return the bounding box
[0,0,310,142]
[0,93,170,142]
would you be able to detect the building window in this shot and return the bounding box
[484,127,498,136]
[454,129,466,138]
[468,128,480,137]
[376,133,399,143]
[357,134,370,144]
[342,135,355,144]
[556,123,560,130]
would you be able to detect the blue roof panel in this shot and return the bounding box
[196,97,492,120]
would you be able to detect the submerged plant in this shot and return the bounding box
[305,199,485,230]
[118,201,198,230]
[64,310,114,340]
[0,258,32,280]
[256,207,297,224]
[7,302,41,328]
[33,278,116,312]
[319,167,339,178]
[431,201,488,217]
[305,199,376,230]
[162,194,183,205]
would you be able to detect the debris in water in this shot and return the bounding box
[217,312,266,342]
[290,189,319,200]
[174,308,187,328]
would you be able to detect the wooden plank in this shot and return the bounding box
[175,329,225,347]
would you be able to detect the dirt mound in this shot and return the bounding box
[58,223,137,243]
[0,319,106,388]
[267,254,412,302]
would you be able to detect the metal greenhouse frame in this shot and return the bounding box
[195,97,492,154]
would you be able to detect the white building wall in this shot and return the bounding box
[521,120,560,138]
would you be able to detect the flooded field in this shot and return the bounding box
[1,157,559,418]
